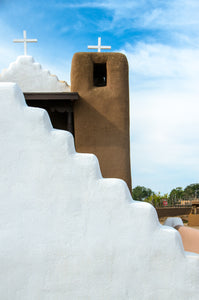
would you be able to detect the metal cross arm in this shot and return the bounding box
[13,30,38,56]
[88,37,111,52]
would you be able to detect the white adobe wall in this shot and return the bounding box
[0,56,70,92]
[0,82,199,300]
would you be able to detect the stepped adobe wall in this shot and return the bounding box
[0,82,199,299]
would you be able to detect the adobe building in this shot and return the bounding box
[0,52,132,190]
[71,52,132,190]
[188,200,199,226]
[1,38,199,298]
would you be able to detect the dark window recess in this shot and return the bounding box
[47,111,74,135]
[26,100,75,136]
[24,93,79,137]
[93,63,107,87]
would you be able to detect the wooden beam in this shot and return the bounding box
[24,92,79,101]
[156,207,192,218]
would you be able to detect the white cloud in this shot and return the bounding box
[123,43,199,81]
[121,42,199,192]
[62,0,199,35]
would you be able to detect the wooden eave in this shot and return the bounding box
[24,92,79,101]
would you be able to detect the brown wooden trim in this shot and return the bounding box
[156,207,191,218]
[24,92,79,101]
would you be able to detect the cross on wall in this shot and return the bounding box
[88,37,111,52]
[13,30,37,56]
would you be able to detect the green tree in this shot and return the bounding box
[145,192,168,207]
[132,186,154,201]
[169,187,184,204]
[184,183,199,199]
[144,194,154,205]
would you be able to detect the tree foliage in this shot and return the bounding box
[132,183,199,206]
[169,184,199,201]
[169,187,184,202]
[132,186,154,201]
[184,184,199,199]
[145,192,168,207]
[132,183,199,207]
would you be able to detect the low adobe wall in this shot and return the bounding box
[156,207,191,218]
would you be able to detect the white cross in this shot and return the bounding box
[88,37,111,52]
[13,30,38,56]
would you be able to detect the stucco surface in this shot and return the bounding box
[0,56,70,92]
[1,82,199,299]
[71,52,131,190]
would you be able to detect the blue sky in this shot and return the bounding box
[1,0,199,194]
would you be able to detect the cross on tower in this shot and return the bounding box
[88,37,111,52]
[13,30,38,56]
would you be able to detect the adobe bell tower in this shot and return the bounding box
[71,52,132,190]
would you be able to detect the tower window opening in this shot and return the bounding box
[93,63,107,87]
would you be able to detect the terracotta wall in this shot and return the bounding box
[71,52,132,190]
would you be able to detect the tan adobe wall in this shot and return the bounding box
[188,214,199,226]
[71,52,132,190]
